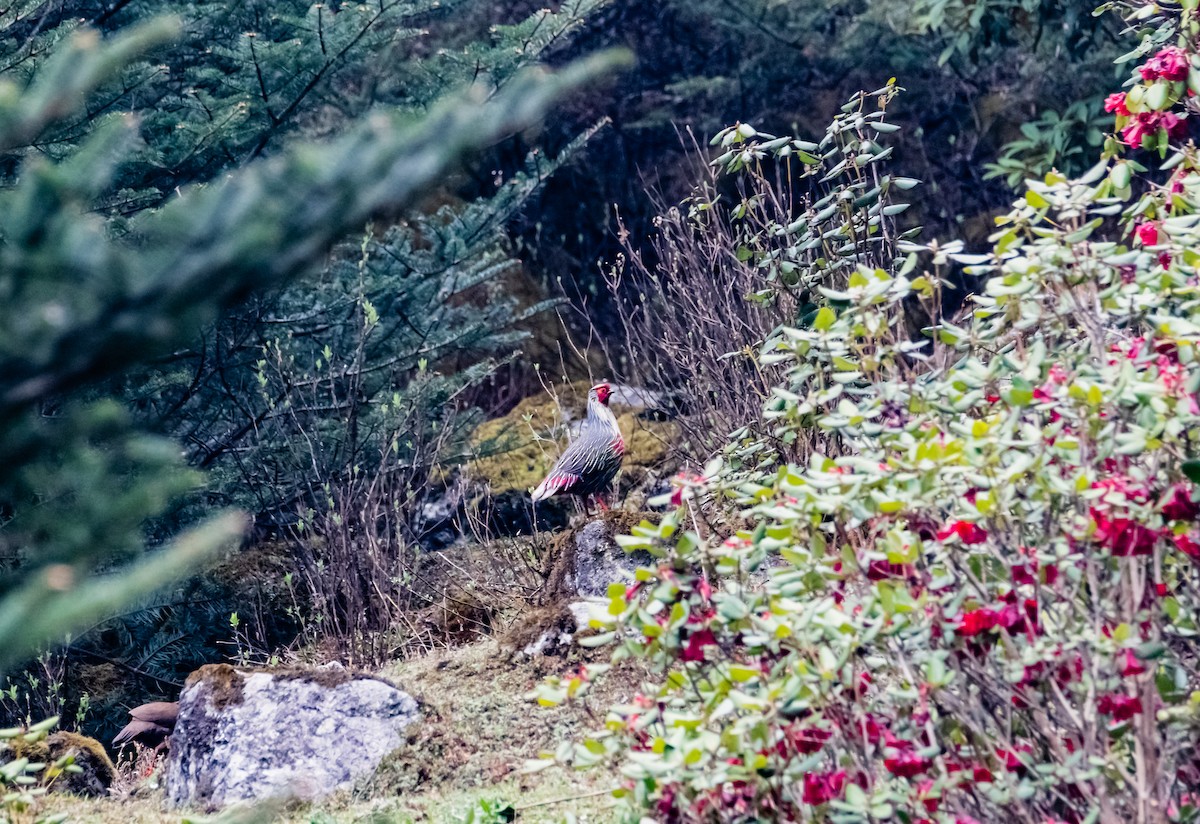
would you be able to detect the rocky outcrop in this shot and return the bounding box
[553,512,655,598]
[503,512,655,659]
[166,663,418,810]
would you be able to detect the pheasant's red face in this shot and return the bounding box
[593,383,612,405]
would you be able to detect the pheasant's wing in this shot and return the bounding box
[531,437,592,501]
[129,702,178,726]
[113,719,164,747]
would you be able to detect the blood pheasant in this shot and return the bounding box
[531,382,625,508]
[113,701,178,753]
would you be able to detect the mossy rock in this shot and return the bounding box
[3,731,116,797]
[184,662,388,711]
[467,381,677,495]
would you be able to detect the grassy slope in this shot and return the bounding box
[53,639,638,823]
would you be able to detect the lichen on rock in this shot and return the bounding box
[166,663,418,810]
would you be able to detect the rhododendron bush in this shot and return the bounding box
[533,2,1200,823]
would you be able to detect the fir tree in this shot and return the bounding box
[0,7,625,679]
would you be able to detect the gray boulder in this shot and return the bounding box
[568,517,652,597]
[166,663,418,810]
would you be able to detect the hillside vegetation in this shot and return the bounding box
[4,0,1200,823]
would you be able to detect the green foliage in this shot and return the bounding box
[541,4,1200,821]
[520,0,1125,322]
[709,86,915,297]
[144,123,605,529]
[655,0,1119,176]
[607,86,920,462]
[0,716,75,824]
[0,1,610,202]
[456,798,516,824]
[984,98,1110,188]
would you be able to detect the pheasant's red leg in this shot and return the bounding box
[596,495,610,512]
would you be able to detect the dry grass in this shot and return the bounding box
[53,770,619,823]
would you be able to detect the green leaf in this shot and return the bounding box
[1183,460,1200,484]
[578,632,616,648]
[729,665,759,682]
[814,307,837,331]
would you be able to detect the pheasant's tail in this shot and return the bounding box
[113,720,155,747]
[532,471,578,502]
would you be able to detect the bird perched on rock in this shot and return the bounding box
[113,701,178,753]
[532,382,625,510]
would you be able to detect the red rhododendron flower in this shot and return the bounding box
[957,607,1000,637]
[1091,510,1159,556]
[1097,693,1143,721]
[794,725,833,754]
[657,785,677,816]
[1105,92,1130,115]
[857,714,885,743]
[1142,46,1190,82]
[916,779,940,813]
[1122,111,1187,146]
[998,742,1033,772]
[1011,561,1037,586]
[1055,654,1083,686]
[998,597,1040,637]
[1123,114,1158,147]
[1175,533,1200,559]
[1017,662,1045,688]
[681,628,717,662]
[1162,111,1187,137]
[866,558,910,580]
[937,520,988,544]
[1137,222,1161,246]
[801,770,847,805]
[884,750,931,778]
[1161,483,1200,521]
[1118,649,1147,677]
